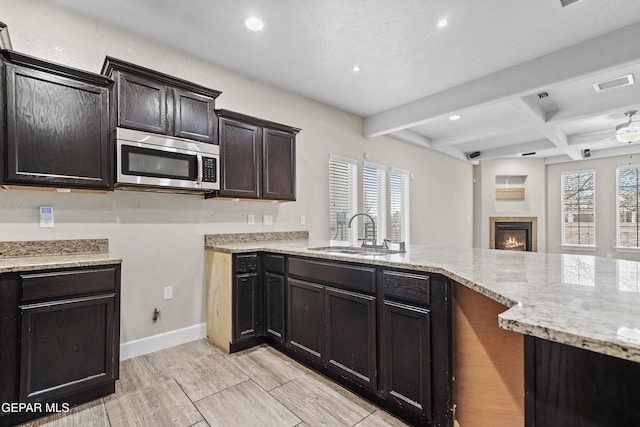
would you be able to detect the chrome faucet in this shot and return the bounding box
[347,213,377,247]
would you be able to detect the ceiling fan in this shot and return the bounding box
[614,110,640,143]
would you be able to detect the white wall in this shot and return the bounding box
[474,158,546,252]
[0,0,473,343]
[546,153,640,261]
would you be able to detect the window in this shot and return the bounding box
[363,163,386,244]
[329,155,358,243]
[617,165,640,248]
[561,170,595,247]
[329,155,411,245]
[389,168,410,243]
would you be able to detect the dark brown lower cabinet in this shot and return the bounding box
[19,294,117,403]
[381,300,431,419]
[525,336,640,426]
[325,287,376,392]
[233,273,262,341]
[265,273,285,343]
[0,264,121,426]
[286,278,324,363]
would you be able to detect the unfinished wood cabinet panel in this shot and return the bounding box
[452,282,524,427]
[205,250,232,352]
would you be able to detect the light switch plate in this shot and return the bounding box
[163,286,173,300]
[263,215,273,226]
[248,214,255,225]
[39,206,54,228]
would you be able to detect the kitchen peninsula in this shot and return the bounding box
[205,232,640,426]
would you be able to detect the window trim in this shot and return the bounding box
[561,169,596,248]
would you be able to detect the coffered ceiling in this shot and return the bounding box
[47,0,640,164]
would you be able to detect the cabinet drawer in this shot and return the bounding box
[288,257,375,294]
[382,270,430,305]
[20,267,118,302]
[265,254,285,274]
[235,254,258,273]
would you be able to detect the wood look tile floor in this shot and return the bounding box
[19,340,408,427]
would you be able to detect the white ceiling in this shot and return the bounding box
[48,0,640,164]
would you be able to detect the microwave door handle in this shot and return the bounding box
[196,153,203,185]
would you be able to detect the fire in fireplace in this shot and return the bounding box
[494,222,532,252]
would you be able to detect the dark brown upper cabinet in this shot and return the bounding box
[0,50,113,190]
[214,109,299,201]
[101,57,221,144]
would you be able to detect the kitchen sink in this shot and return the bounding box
[308,246,405,256]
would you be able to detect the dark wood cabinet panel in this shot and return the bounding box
[381,300,432,420]
[0,274,19,409]
[325,287,376,392]
[19,294,116,402]
[173,88,216,143]
[262,129,296,200]
[0,264,120,426]
[525,336,640,426]
[265,273,285,343]
[288,257,375,294]
[2,52,112,190]
[219,118,261,198]
[117,72,168,135]
[233,273,262,341]
[102,56,221,144]
[214,109,300,201]
[287,278,324,362]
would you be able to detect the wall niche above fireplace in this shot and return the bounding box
[490,217,538,252]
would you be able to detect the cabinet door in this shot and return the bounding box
[262,129,296,201]
[233,273,262,341]
[4,64,111,189]
[381,300,432,420]
[325,287,376,392]
[117,72,169,135]
[173,88,216,143]
[287,278,324,363]
[19,294,117,402]
[265,273,285,343]
[219,118,261,198]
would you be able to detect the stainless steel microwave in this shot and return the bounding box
[116,128,219,193]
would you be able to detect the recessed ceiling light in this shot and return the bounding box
[449,114,461,121]
[437,19,448,28]
[244,17,264,31]
[352,65,361,72]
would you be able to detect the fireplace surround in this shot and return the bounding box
[490,217,537,252]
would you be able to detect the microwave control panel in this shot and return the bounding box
[202,157,217,183]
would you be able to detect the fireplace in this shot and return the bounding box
[490,217,537,252]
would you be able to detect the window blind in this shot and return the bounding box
[390,169,410,243]
[363,163,386,244]
[329,155,358,243]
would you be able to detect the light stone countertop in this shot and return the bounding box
[205,236,640,363]
[0,252,122,273]
[0,239,122,273]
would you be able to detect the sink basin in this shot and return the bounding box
[308,246,405,256]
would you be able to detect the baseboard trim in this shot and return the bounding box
[120,323,207,360]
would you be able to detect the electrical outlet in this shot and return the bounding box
[300,215,306,225]
[163,286,173,300]
[263,215,273,226]
[248,214,255,225]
